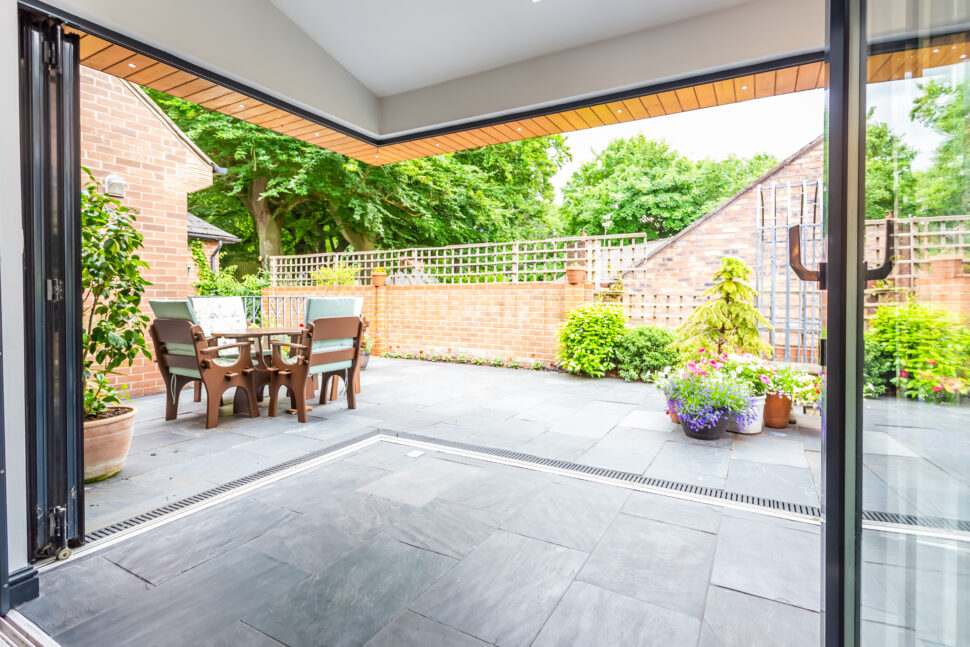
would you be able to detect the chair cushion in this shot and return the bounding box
[308,359,353,376]
[150,299,199,322]
[310,339,354,354]
[190,296,248,336]
[168,366,201,379]
[164,342,197,357]
[304,297,363,324]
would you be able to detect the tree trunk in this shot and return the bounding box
[333,213,376,251]
[245,176,283,261]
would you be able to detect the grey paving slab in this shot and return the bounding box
[619,408,679,432]
[549,400,636,439]
[200,622,285,647]
[576,426,667,473]
[244,533,456,647]
[386,499,498,559]
[646,442,732,484]
[578,512,717,618]
[513,431,597,461]
[358,457,483,506]
[730,435,809,468]
[236,432,330,460]
[438,470,549,523]
[364,611,489,647]
[410,530,586,647]
[699,585,820,647]
[19,557,150,636]
[167,430,252,455]
[710,513,820,612]
[127,428,194,454]
[724,459,820,507]
[863,430,919,457]
[56,547,308,647]
[621,491,723,534]
[102,496,299,585]
[248,458,391,513]
[345,441,430,471]
[501,480,628,552]
[247,492,413,573]
[513,403,579,424]
[533,581,700,647]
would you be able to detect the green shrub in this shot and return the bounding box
[190,240,268,297]
[863,335,893,398]
[557,303,626,377]
[508,359,521,369]
[867,301,970,401]
[615,325,678,381]
[532,360,544,370]
[312,262,360,288]
[472,357,486,366]
[491,357,505,367]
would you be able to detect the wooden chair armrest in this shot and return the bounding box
[199,342,252,354]
[270,340,307,350]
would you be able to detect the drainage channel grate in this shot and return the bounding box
[390,431,824,518]
[83,430,380,542]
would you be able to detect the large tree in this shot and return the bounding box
[910,79,970,217]
[146,89,569,264]
[865,109,917,219]
[559,136,776,239]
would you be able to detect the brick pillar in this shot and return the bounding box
[373,284,387,354]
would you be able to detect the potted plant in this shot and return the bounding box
[81,170,152,482]
[360,334,373,370]
[372,267,387,288]
[765,365,820,428]
[722,353,774,434]
[565,264,585,285]
[660,363,755,440]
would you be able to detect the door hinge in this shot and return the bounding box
[46,278,64,301]
[50,506,73,560]
[42,22,62,70]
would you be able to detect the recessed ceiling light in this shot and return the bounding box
[516,127,522,131]
[616,109,622,113]
[962,54,967,59]
[741,85,748,90]
[314,132,319,137]
[375,154,379,158]
[127,62,136,68]
[435,143,440,147]
[238,104,245,109]
[933,48,940,53]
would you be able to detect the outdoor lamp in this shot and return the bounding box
[104,174,126,198]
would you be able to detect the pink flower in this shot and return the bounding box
[900,370,909,378]
[928,360,937,366]
[932,385,944,392]
[759,375,770,383]
[697,348,706,354]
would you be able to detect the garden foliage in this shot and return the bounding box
[190,240,268,296]
[312,262,360,288]
[558,303,626,377]
[674,257,772,357]
[615,325,678,381]
[660,361,757,433]
[81,170,152,417]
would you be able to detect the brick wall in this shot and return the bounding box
[914,255,970,318]
[81,66,213,396]
[263,282,595,365]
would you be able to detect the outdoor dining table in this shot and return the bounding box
[212,326,316,412]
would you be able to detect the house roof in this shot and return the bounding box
[186,213,241,244]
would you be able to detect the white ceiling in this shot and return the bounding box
[269,0,749,97]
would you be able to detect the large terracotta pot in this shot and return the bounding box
[763,394,793,429]
[372,272,387,288]
[565,267,585,285]
[727,395,767,434]
[669,409,680,424]
[83,406,136,483]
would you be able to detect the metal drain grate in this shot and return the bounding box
[84,429,380,542]
[861,510,970,533]
[390,431,824,517]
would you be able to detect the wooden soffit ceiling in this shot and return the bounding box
[69,26,968,166]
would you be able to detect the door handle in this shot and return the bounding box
[788,224,826,288]
[865,219,894,281]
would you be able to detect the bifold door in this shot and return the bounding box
[19,12,84,561]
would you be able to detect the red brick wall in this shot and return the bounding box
[81,67,213,396]
[914,255,970,319]
[263,282,595,365]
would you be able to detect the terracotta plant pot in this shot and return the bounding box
[372,272,387,288]
[682,416,729,441]
[83,406,136,483]
[565,266,585,285]
[727,395,767,434]
[669,409,680,424]
[763,393,793,429]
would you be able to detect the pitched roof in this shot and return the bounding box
[186,213,241,243]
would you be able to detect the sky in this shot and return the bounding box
[551,72,954,201]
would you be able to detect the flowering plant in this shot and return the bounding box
[721,353,775,396]
[660,367,757,433]
[771,366,822,406]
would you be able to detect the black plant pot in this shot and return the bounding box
[360,351,371,371]
[682,417,729,441]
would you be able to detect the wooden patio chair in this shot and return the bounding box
[266,315,363,423]
[302,297,365,402]
[149,317,259,429]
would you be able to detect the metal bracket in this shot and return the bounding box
[788,224,827,289]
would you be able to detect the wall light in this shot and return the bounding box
[104,174,126,198]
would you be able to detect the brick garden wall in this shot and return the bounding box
[263,282,595,365]
[81,67,213,396]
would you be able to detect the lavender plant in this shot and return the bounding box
[661,366,757,433]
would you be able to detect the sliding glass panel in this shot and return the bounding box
[861,4,970,645]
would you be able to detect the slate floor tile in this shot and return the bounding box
[199,622,285,647]
[102,496,299,584]
[549,400,635,439]
[363,611,489,647]
[578,513,717,618]
[247,492,413,572]
[501,480,628,551]
[533,581,700,647]
[57,547,309,647]
[699,585,820,647]
[619,409,678,432]
[244,534,456,647]
[358,457,482,506]
[724,459,819,507]
[621,491,722,534]
[386,499,498,558]
[514,431,596,461]
[410,530,586,647]
[730,435,809,468]
[248,458,390,513]
[647,442,732,482]
[710,513,820,612]
[438,471,549,523]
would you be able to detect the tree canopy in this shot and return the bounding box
[559,136,777,239]
[864,109,917,219]
[910,79,970,217]
[146,88,569,268]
